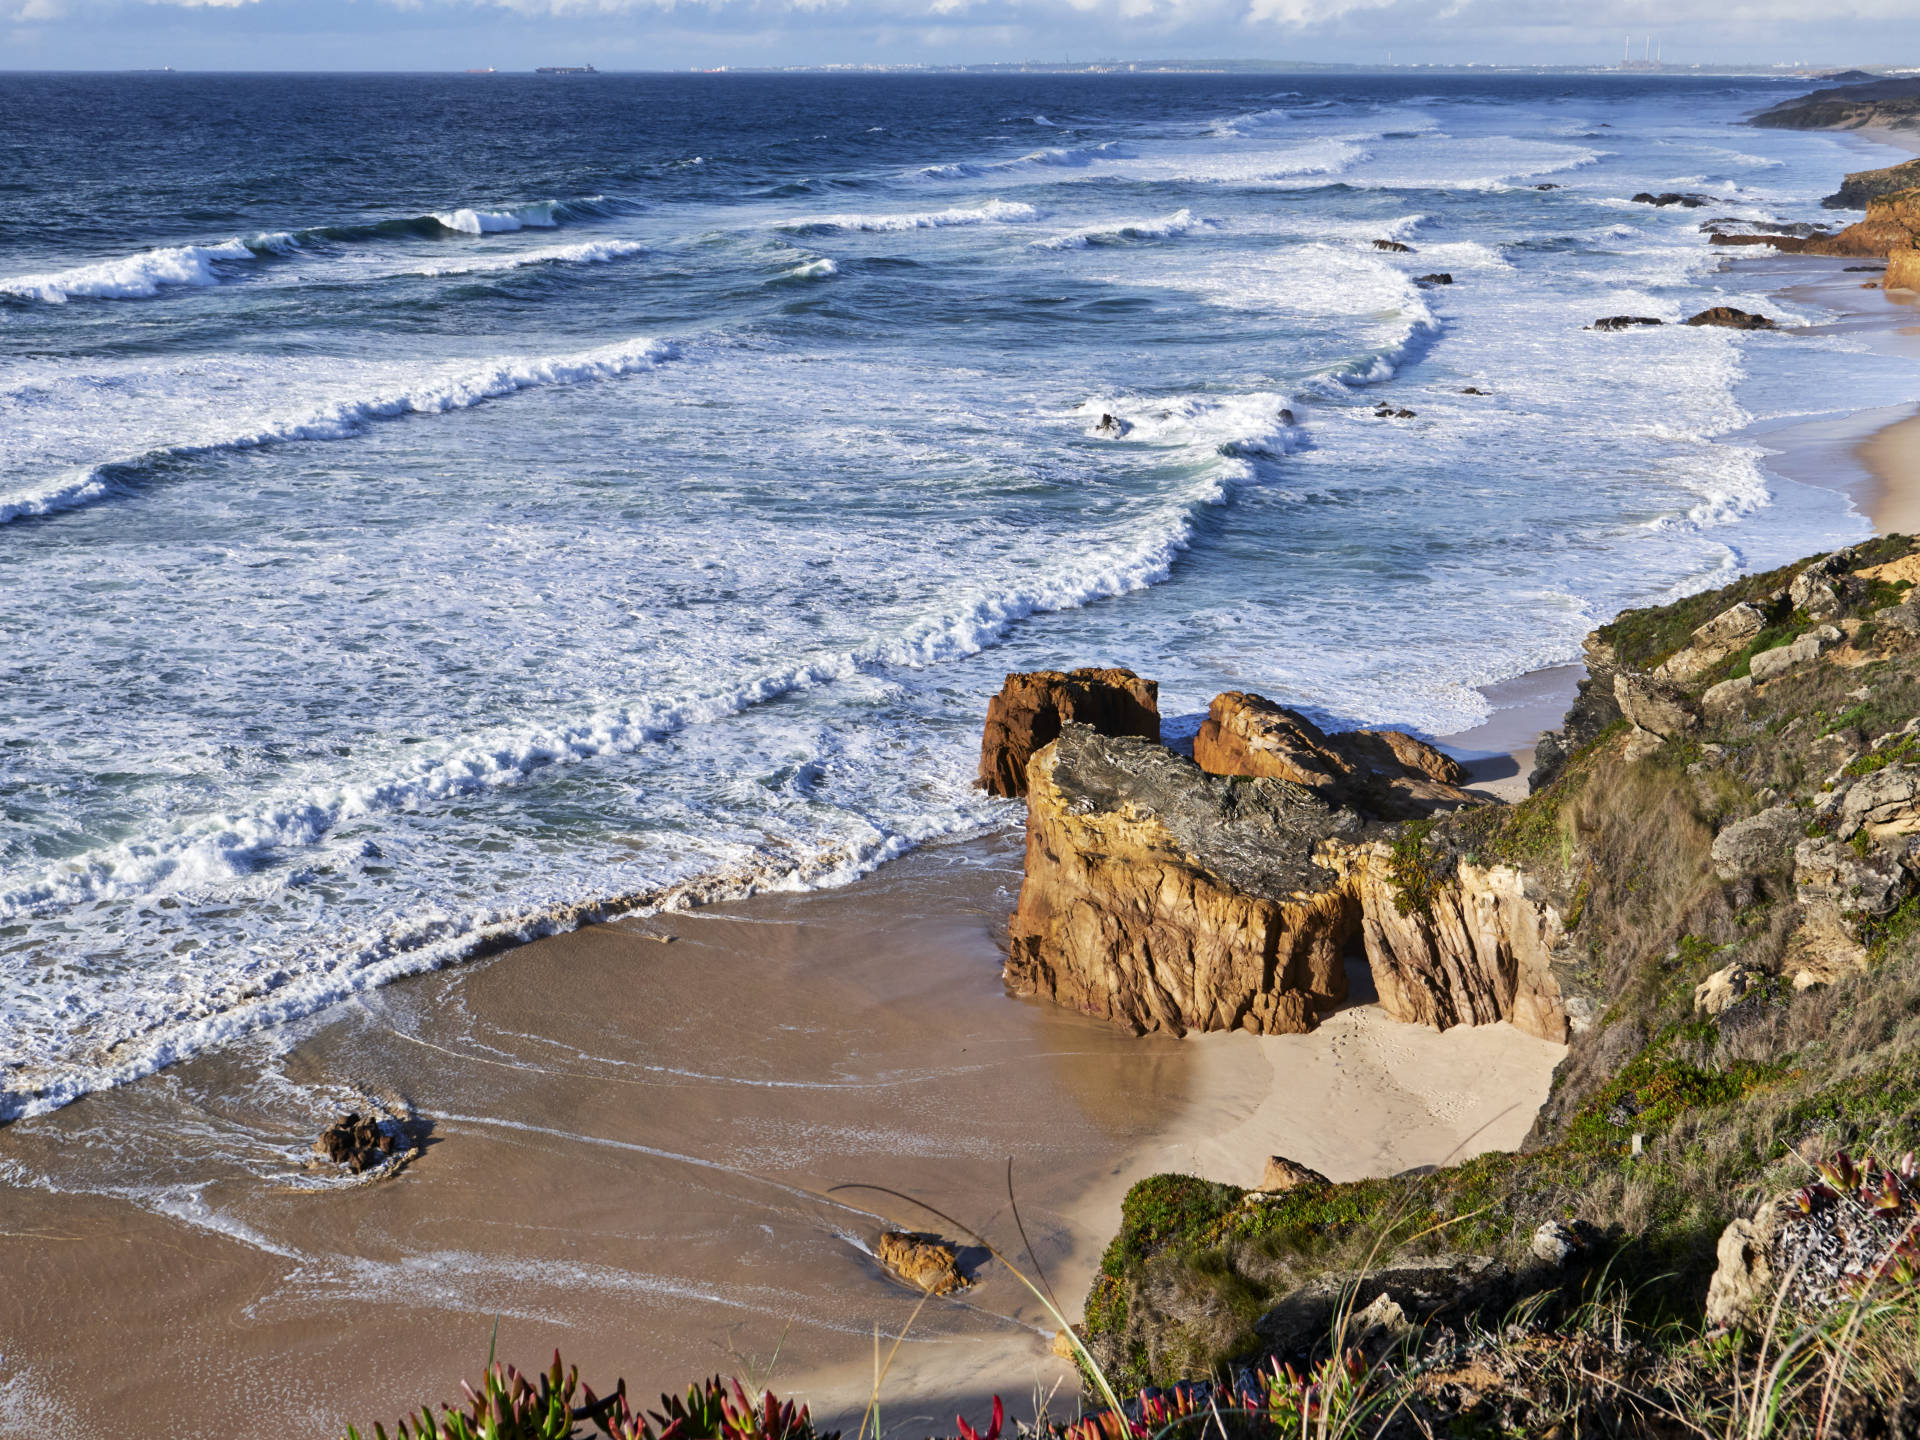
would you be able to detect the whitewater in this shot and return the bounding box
[1,69,1912,1121]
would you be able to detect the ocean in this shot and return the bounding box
[1,70,1911,1121]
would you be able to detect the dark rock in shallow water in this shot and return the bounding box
[1589,315,1664,331]
[1414,272,1453,286]
[1093,411,1130,438]
[314,1112,399,1174]
[1631,191,1710,208]
[1460,386,1488,395]
[1684,306,1776,330]
[1373,403,1417,419]
[1372,239,1412,252]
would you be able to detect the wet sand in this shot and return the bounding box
[0,824,1564,1439]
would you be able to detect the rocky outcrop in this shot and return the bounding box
[1004,726,1362,1036]
[1614,672,1698,740]
[1254,1156,1331,1193]
[875,1230,972,1294]
[1339,847,1571,1043]
[1631,192,1708,208]
[1889,248,1920,292]
[1749,625,1842,682]
[1373,239,1412,252]
[1710,805,1802,881]
[1683,307,1776,330]
[1823,155,1920,209]
[1192,691,1479,821]
[1833,765,1920,843]
[1717,187,1920,257]
[976,667,1160,798]
[1589,316,1663,331]
[1657,600,1766,682]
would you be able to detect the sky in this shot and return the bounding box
[0,0,1916,73]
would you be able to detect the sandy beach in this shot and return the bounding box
[0,824,1566,1439]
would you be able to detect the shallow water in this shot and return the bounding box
[1,71,1914,1117]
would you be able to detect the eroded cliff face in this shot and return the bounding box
[1005,723,1571,1040]
[1336,847,1571,1043]
[1003,726,1360,1036]
[1716,188,1920,258]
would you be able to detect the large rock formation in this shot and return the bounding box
[1750,76,1920,133]
[1005,724,1568,1041]
[976,667,1160,798]
[1192,691,1480,820]
[1004,725,1363,1036]
[1336,847,1572,1043]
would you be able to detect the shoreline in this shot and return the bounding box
[11,118,1920,1440]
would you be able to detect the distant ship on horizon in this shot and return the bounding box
[535,64,598,75]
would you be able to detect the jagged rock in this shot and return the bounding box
[1890,248,1920,292]
[1835,765,1920,842]
[1683,306,1776,330]
[1004,726,1360,1037]
[1460,386,1488,395]
[1373,239,1413,252]
[1791,558,1849,618]
[1093,412,1130,438]
[1415,272,1453,285]
[1750,626,1843,683]
[1702,675,1755,718]
[1694,960,1765,1017]
[1796,836,1911,916]
[975,667,1159,798]
[1613,672,1698,739]
[1788,899,1870,988]
[1337,845,1571,1042]
[1705,1202,1778,1332]
[313,1112,399,1174]
[875,1230,971,1294]
[1192,691,1479,821]
[1255,1155,1332,1193]
[1658,601,1767,682]
[1590,315,1664,331]
[1530,1220,1586,1266]
[1631,191,1709,207]
[1711,805,1803,881]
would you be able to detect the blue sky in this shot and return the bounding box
[2,0,1915,72]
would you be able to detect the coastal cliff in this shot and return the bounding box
[1077,536,1920,1423]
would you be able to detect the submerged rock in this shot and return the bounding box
[1631,191,1709,207]
[975,667,1159,799]
[1589,315,1664,331]
[1372,238,1413,252]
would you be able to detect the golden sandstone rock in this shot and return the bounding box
[1003,723,1568,1042]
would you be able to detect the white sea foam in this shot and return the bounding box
[776,257,839,280]
[405,237,647,277]
[0,335,680,529]
[1032,208,1216,251]
[777,199,1038,232]
[0,234,297,303]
